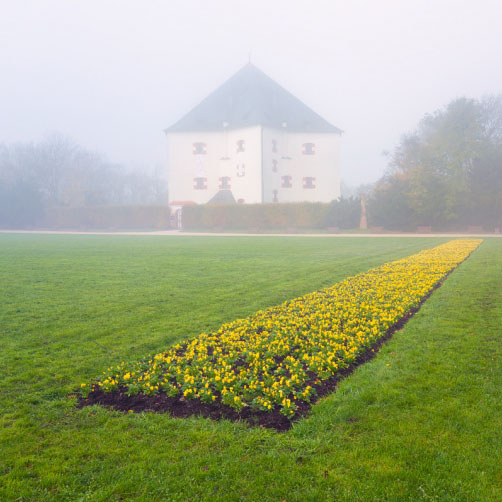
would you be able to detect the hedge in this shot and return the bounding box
[43,205,171,230]
[182,202,334,230]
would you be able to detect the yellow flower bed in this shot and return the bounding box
[82,239,482,418]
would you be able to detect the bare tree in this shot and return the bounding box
[1,134,168,209]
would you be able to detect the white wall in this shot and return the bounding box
[262,127,341,203]
[261,127,281,203]
[167,126,341,205]
[167,126,263,204]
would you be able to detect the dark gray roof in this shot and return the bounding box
[206,189,236,205]
[165,63,342,134]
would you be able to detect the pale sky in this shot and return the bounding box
[1,0,501,185]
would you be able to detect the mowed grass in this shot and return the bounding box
[0,234,500,501]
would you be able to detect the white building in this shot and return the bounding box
[165,63,342,207]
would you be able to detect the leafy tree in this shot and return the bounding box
[467,145,502,229]
[371,96,502,230]
[368,174,414,230]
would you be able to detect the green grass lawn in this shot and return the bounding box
[0,235,500,501]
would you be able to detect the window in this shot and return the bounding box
[219,176,231,189]
[236,164,245,177]
[193,177,207,189]
[193,142,207,155]
[272,139,277,153]
[302,143,315,155]
[236,139,245,152]
[272,189,278,203]
[303,177,316,189]
[272,159,278,172]
[281,175,292,188]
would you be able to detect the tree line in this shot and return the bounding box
[0,135,167,228]
[2,96,501,231]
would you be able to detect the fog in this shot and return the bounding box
[1,0,501,187]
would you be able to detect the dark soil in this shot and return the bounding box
[78,263,461,432]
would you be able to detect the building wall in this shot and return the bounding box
[167,126,263,204]
[167,126,341,205]
[261,127,341,203]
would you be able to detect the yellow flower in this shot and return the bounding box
[87,240,482,419]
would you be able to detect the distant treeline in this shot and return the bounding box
[0,134,167,229]
[2,96,501,232]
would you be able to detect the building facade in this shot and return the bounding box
[165,64,342,206]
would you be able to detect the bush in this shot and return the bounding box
[325,197,361,229]
[367,179,415,231]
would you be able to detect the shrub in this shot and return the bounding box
[325,196,361,229]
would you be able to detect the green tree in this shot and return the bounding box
[368,173,414,230]
[467,145,502,229]
[371,96,502,230]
